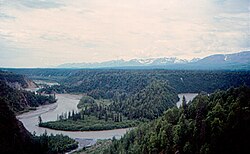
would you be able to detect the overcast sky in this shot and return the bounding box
[0,0,249,67]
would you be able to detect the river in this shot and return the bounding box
[17,90,197,150]
[18,93,197,138]
[17,94,131,139]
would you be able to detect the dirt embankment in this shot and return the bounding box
[24,78,38,88]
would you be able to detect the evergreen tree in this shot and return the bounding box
[38,115,43,125]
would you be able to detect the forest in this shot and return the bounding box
[1,69,250,153]
[103,86,250,154]
[0,80,56,114]
[39,80,178,131]
[31,69,250,100]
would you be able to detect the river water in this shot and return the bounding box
[17,92,197,140]
[17,94,131,139]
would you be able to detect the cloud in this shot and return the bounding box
[213,0,249,13]
[0,13,15,20]
[2,0,63,10]
[0,0,249,67]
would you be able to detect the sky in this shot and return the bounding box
[0,0,249,67]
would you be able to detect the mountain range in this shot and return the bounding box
[57,51,250,70]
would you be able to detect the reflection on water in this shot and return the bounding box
[17,94,131,139]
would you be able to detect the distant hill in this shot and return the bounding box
[34,70,250,99]
[190,51,250,70]
[57,51,250,70]
[57,57,192,68]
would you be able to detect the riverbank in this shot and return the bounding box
[17,92,197,152]
[17,94,132,139]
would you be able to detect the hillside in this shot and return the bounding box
[105,86,250,154]
[0,96,78,154]
[0,72,78,153]
[0,80,56,114]
[0,97,43,154]
[0,70,37,89]
[110,80,179,120]
[35,70,250,97]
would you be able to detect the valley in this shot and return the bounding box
[0,69,249,154]
[1,1,249,153]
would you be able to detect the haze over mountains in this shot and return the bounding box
[58,51,250,70]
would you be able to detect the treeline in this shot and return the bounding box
[33,132,78,153]
[0,80,56,114]
[4,68,79,82]
[38,85,66,94]
[36,70,250,99]
[104,86,250,154]
[39,117,139,131]
[110,80,179,120]
[56,96,124,122]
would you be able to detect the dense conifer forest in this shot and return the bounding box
[30,69,250,98]
[39,80,179,131]
[103,86,250,154]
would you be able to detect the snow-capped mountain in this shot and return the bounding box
[195,51,250,64]
[57,57,190,68]
[57,51,250,70]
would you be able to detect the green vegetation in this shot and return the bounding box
[110,80,178,120]
[3,69,249,153]
[4,68,77,82]
[0,80,56,114]
[40,95,140,131]
[39,80,178,131]
[77,95,96,108]
[33,70,250,97]
[0,95,77,154]
[39,116,139,131]
[78,96,112,107]
[34,132,78,153]
[103,86,250,154]
[0,70,36,88]
[37,85,66,94]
